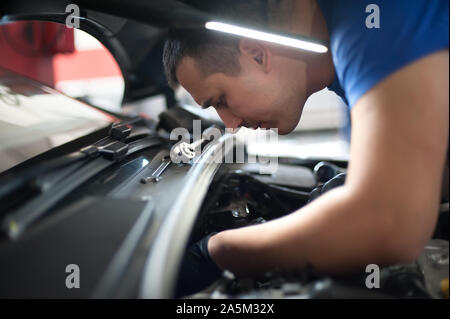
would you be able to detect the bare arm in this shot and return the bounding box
[208,50,449,276]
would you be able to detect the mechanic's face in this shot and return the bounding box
[176,41,309,135]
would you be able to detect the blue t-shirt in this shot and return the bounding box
[317,0,449,108]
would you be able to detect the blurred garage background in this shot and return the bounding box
[0,21,350,161]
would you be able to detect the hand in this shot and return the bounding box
[174,233,223,298]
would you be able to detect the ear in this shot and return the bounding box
[239,39,272,73]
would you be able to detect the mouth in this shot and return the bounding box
[236,121,263,131]
[256,122,267,130]
[249,122,262,130]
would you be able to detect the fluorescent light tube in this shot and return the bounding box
[205,21,328,53]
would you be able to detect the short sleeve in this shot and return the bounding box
[320,0,449,108]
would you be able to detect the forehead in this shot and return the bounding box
[176,56,222,105]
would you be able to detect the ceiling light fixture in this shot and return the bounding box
[205,21,328,53]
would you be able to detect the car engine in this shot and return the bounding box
[186,155,449,299]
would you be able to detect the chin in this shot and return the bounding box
[278,128,293,135]
[277,122,298,135]
[276,104,304,135]
[261,119,297,135]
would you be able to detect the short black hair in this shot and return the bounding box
[163,0,279,88]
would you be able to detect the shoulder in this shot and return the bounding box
[318,0,449,107]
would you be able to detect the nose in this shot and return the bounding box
[216,108,243,130]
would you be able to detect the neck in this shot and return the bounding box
[306,52,335,96]
[286,0,335,96]
[271,0,335,96]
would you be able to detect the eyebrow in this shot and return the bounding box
[202,98,213,109]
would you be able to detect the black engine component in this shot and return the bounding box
[157,106,224,134]
[188,160,449,299]
[313,161,346,183]
[309,173,346,202]
[190,171,310,243]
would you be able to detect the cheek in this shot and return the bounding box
[226,75,281,119]
[224,86,258,117]
[245,83,277,114]
[228,94,271,120]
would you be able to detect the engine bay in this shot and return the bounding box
[185,156,449,299]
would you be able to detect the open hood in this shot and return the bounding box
[0,0,328,108]
[0,0,211,105]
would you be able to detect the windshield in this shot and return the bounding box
[0,68,115,174]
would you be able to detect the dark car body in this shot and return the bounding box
[0,0,448,299]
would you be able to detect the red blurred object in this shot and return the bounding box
[53,48,122,83]
[0,21,74,87]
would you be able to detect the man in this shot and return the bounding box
[164,0,449,296]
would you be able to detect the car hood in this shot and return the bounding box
[0,0,210,105]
